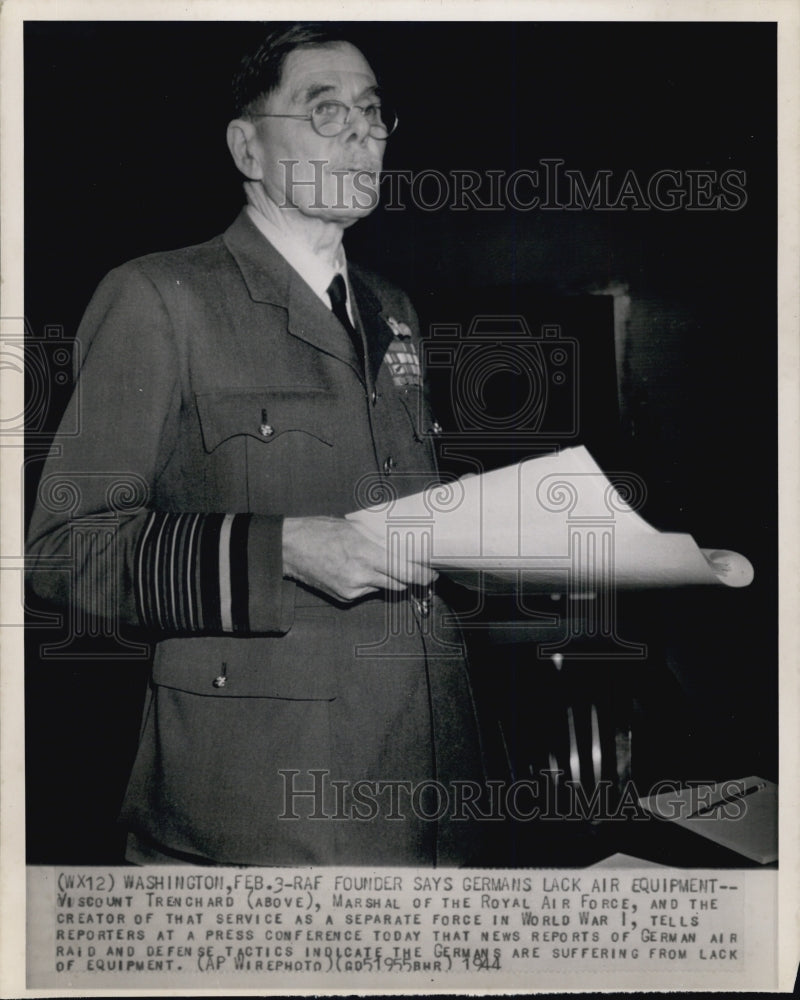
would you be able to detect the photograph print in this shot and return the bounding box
[21,18,779,877]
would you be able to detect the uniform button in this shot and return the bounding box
[371,389,378,406]
[259,423,274,437]
[383,456,396,475]
[212,675,227,688]
[431,421,443,435]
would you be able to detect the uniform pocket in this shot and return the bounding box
[195,387,335,452]
[152,631,337,700]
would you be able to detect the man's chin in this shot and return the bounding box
[301,205,379,228]
[293,185,381,223]
[334,175,380,214]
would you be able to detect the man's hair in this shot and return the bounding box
[232,23,354,118]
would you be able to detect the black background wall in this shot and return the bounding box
[23,21,777,862]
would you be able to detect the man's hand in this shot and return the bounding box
[282,516,437,603]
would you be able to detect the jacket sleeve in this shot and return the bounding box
[26,262,295,636]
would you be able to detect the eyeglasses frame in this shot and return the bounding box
[249,99,398,140]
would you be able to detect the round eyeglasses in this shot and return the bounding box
[250,99,398,140]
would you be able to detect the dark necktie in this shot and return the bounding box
[327,274,364,369]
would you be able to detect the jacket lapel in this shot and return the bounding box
[349,268,394,387]
[223,210,361,376]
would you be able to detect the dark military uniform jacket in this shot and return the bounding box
[27,209,487,866]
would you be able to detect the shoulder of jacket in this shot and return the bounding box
[105,234,231,287]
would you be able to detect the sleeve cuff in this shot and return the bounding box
[134,511,295,635]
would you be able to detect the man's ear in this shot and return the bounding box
[226,119,263,180]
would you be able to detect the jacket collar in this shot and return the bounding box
[223,208,392,383]
[223,208,291,306]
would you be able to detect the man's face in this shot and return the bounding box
[250,42,385,225]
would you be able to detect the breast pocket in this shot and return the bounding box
[194,387,336,512]
[196,387,334,450]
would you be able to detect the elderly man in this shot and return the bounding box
[27,24,489,866]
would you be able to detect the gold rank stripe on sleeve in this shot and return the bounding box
[135,511,252,634]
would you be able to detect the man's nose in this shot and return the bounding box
[341,106,372,142]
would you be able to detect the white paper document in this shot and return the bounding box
[639,776,778,864]
[347,446,754,593]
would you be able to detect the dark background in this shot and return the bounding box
[24,21,777,863]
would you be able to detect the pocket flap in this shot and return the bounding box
[195,387,334,453]
[153,633,337,700]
